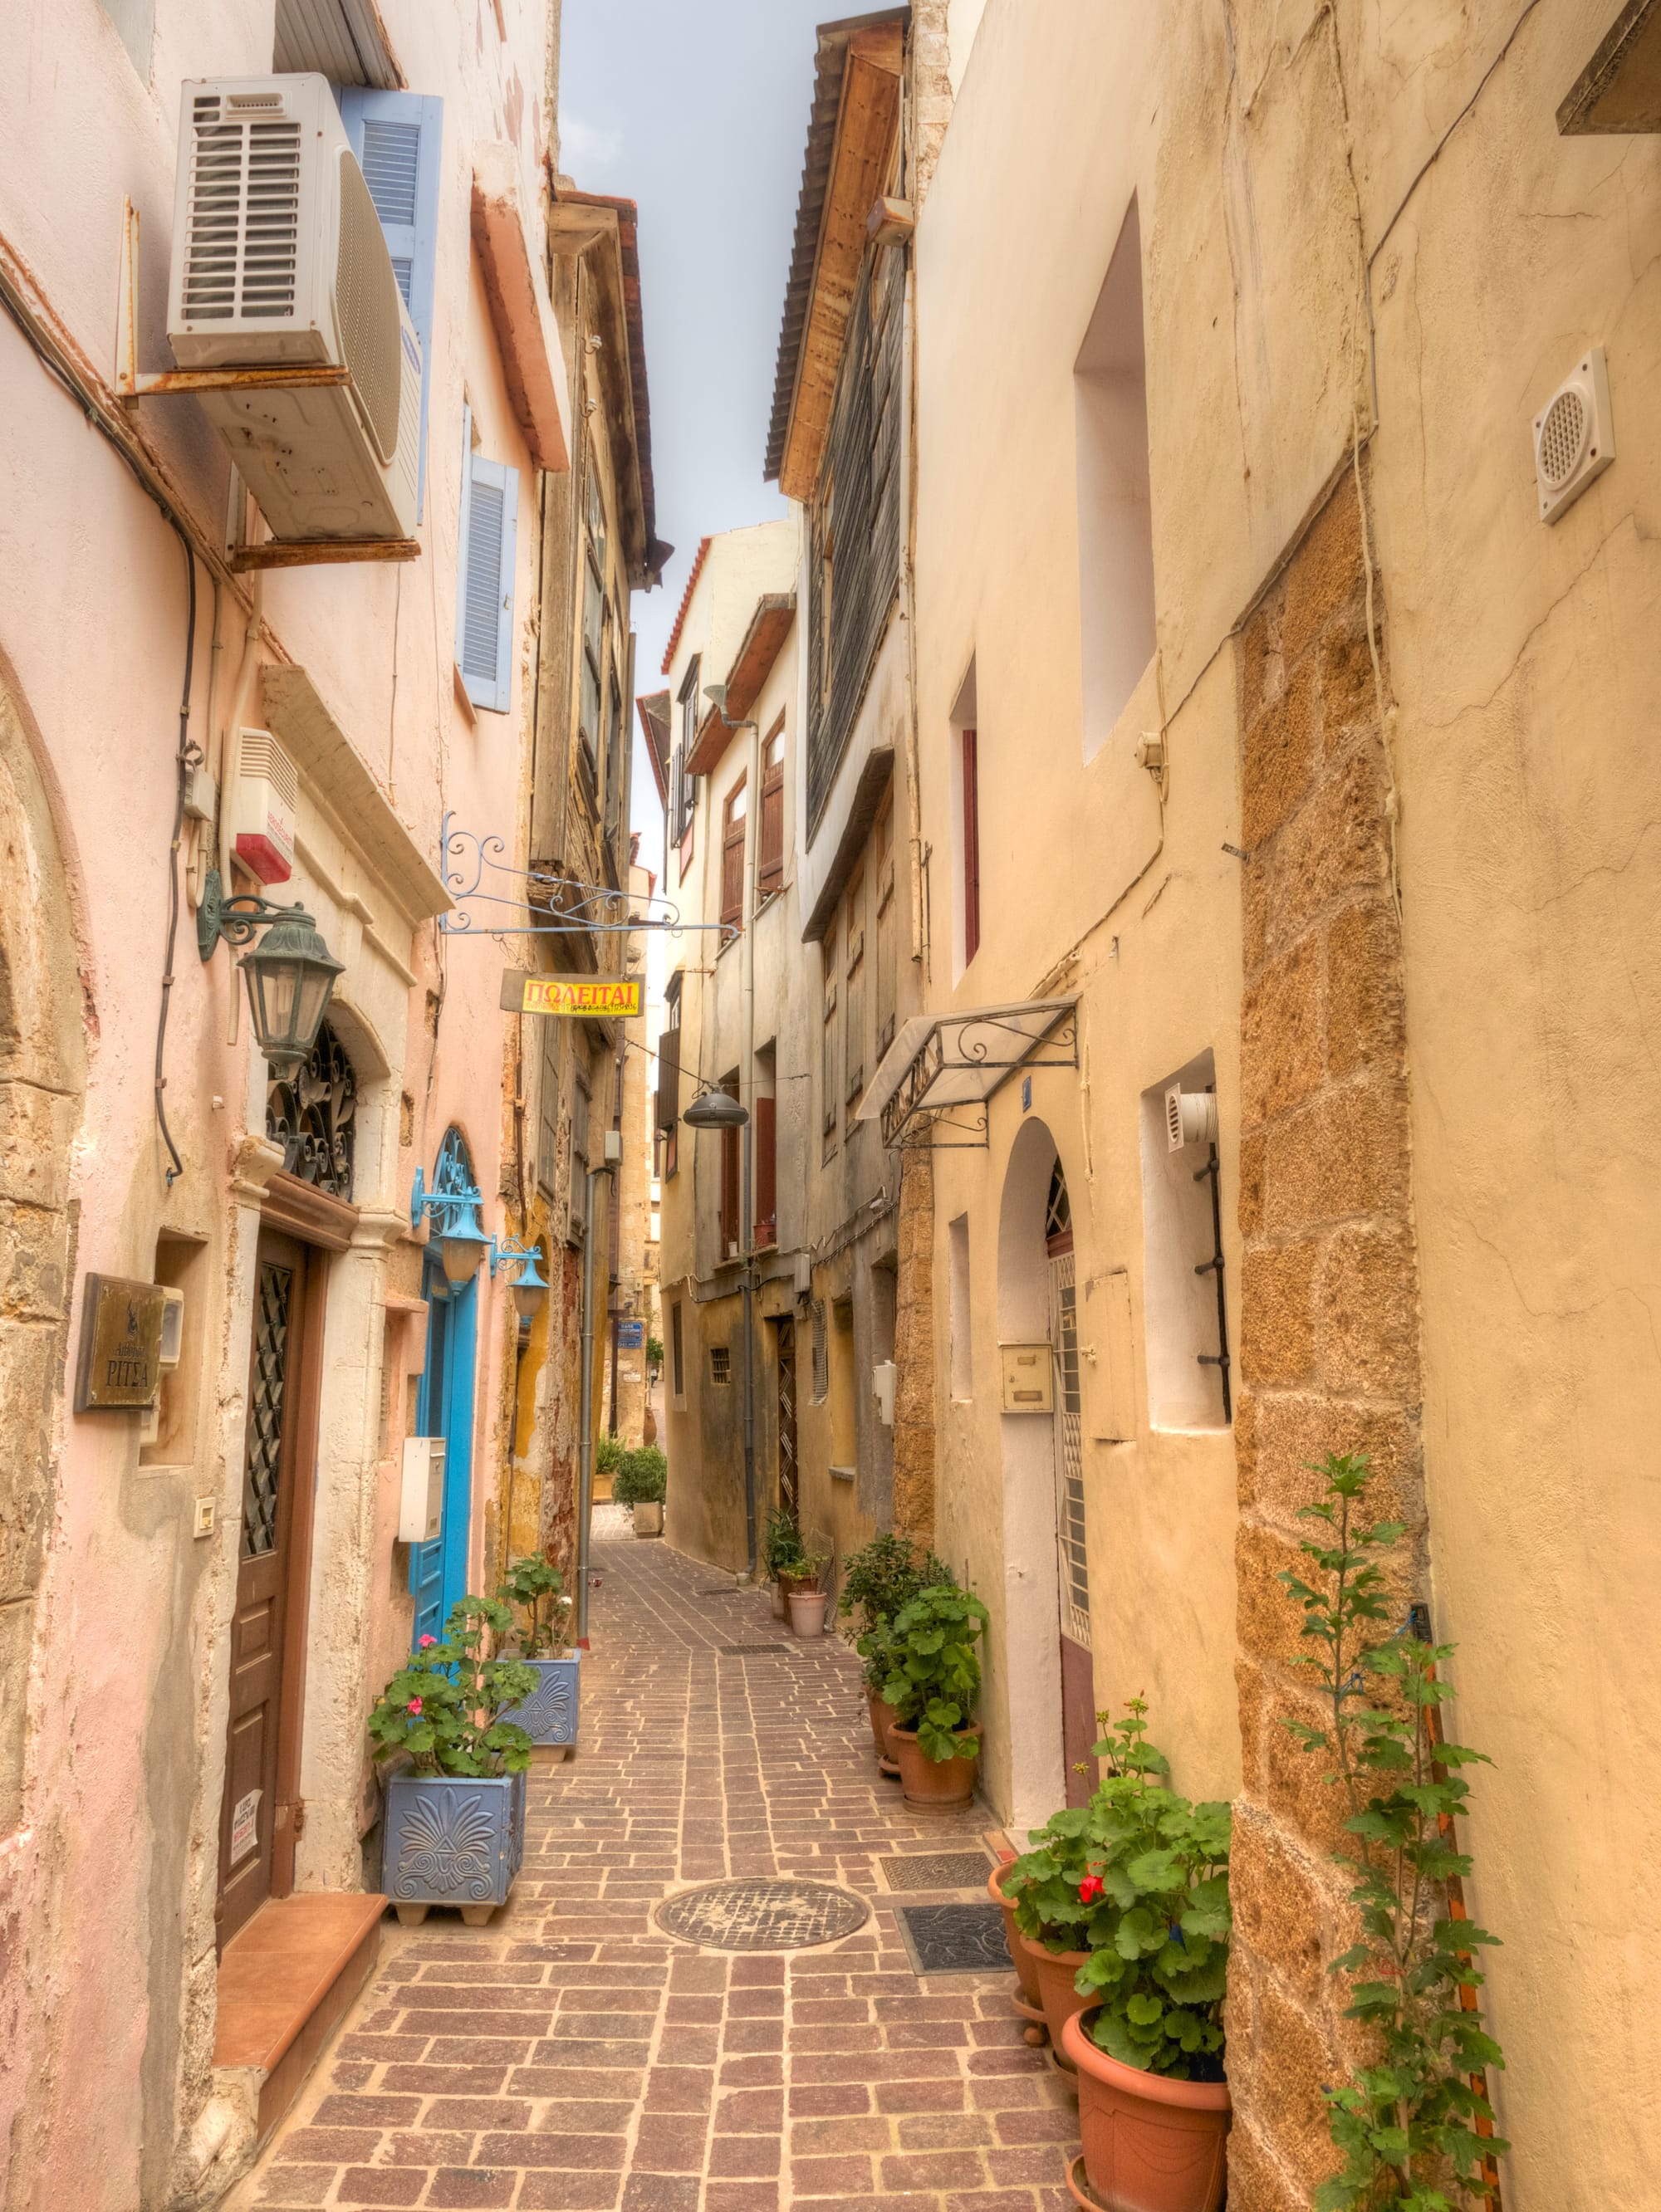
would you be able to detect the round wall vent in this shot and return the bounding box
[1537,389,1588,490]
[1532,349,1614,525]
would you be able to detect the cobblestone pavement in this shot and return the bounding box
[233,1508,1079,2210]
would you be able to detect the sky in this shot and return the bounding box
[556,0,830,885]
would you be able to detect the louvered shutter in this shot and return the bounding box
[455,432,519,714]
[338,89,443,520]
[759,748,784,895]
[754,1095,777,1250]
[655,1023,679,1132]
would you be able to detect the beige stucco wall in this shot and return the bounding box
[911,1,1661,2203]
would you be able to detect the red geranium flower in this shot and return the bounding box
[406,1696,424,1715]
[419,1634,438,1648]
[1078,1875,1105,1905]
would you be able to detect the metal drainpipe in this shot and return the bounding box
[741,706,762,1580]
[575,1160,611,1645]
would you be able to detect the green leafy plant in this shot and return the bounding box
[836,1530,953,1638]
[595,1431,626,1477]
[1280,1452,1507,2210]
[782,1546,830,1592]
[645,1334,664,1380]
[497,1553,569,1658]
[612,1445,667,1507]
[1007,1699,1172,1950]
[367,1594,538,1777]
[880,1583,989,1759]
[762,1505,806,1580]
[855,1617,899,1697]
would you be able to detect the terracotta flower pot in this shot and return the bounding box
[989,1862,1042,2007]
[1022,1935,1091,2068]
[1061,2006,1229,2212]
[771,1581,787,1620]
[892,1721,980,1808]
[778,1569,819,1599]
[867,1689,904,1761]
[788,1590,826,1638]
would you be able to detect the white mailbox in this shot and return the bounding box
[399,1436,446,1544]
[871,1360,897,1427]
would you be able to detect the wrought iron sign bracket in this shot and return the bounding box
[438,813,734,942]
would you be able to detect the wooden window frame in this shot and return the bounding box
[962,725,981,966]
[758,717,786,899]
[720,776,748,935]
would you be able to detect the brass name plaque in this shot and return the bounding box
[75,1275,166,1412]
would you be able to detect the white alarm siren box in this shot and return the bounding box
[399,1436,445,1544]
[230,727,296,885]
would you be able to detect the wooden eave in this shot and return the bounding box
[777,22,904,502]
[1559,0,1661,131]
[684,596,796,779]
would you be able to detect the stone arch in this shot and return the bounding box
[996,1113,1068,1828]
[0,648,88,1832]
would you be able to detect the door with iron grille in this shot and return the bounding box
[1047,1166,1094,1807]
[217,1229,317,1946]
[775,1316,798,1520]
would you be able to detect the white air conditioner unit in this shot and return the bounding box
[399,1436,445,1544]
[229,727,296,884]
[1166,1085,1218,1152]
[166,75,421,541]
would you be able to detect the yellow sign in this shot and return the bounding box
[502,972,643,1020]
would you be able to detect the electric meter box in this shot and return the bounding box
[399,1436,446,1544]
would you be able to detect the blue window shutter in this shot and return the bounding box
[458,447,519,713]
[339,88,443,521]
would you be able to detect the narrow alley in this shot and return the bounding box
[234,1513,1077,2212]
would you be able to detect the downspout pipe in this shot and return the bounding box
[575,1158,614,1645]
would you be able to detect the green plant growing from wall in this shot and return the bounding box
[1280,1452,1507,2211]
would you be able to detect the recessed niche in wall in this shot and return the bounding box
[1139,1048,1228,1432]
[140,1232,210,1469]
[1075,198,1155,763]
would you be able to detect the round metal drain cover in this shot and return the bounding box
[654,1877,869,1952]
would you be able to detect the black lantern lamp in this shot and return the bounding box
[198,868,344,1079]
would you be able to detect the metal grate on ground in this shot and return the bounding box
[894,1900,1014,1975]
[877,1849,995,1891]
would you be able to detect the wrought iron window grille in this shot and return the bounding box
[267,1017,357,1199]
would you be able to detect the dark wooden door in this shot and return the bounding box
[217,1229,319,1948]
[775,1317,798,1520]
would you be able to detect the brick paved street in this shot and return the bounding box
[233,1510,1079,2210]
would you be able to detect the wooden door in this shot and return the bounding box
[408,1255,478,1649]
[217,1230,321,1948]
[775,1317,798,1520]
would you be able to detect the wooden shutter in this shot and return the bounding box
[759,726,785,895]
[456,427,519,713]
[721,781,747,929]
[754,1095,777,1250]
[962,726,981,964]
[338,90,443,520]
[655,1022,679,1132]
[720,1123,741,1259]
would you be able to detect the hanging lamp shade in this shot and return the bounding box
[239,912,345,1079]
[439,1195,490,1283]
[510,1245,550,1319]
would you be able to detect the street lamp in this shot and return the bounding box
[409,1174,492,1283]
[681,1087,757,1578]
[492,1236,550,1319]
[197,868,344,1079]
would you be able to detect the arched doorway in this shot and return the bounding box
[410,1127,481,1644]
[997,1118,1093,1827]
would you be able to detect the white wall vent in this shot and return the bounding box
[1165,1085,1218,1152]
[1533,347,1614,525]
[166,74,420,540]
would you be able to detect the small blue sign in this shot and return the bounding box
[618,1320,644,1348]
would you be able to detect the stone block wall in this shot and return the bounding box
[1227,473,1427,2207]
[891,1143,937,1542]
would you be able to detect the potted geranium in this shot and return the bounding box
[369,1595,538,1926]
[613,1445,666,1534]
[763,1506,806,1617]
[495,1554,580,1755]
[784,1548,830,1638]
[839,1532,951,1764]
[879,1583,989,1806]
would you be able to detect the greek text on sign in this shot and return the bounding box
[502,973,642,1019]
[230,1788,262,1867]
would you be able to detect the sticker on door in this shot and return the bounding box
[230,1788,262,1867]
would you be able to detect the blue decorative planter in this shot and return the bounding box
[500,1652,581,1750]
[384,1765,526,1924]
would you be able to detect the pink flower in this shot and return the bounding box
[406,1697,424,1715]
[1078,1875,1105,1905]
[419,1634,438,1648]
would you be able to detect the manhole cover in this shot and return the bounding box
[894,1902,1012,1976]
[654,1877,869,1952]
[878,1851,993,1892]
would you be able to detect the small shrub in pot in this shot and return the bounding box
[880,1583,989,1804]
[495,1554,580,1750]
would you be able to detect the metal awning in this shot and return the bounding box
[858,1000,1079,1148]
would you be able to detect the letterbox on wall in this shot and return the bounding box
[399,1436,446,1543]
[999,1342,1053,1414]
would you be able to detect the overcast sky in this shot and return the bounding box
[557,0,830,882]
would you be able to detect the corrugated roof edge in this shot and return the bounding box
[764,7,911,485]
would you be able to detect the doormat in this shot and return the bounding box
[877,1851,993,1892]
[654,1877,869,1952]
[893,1901,1012,1976]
